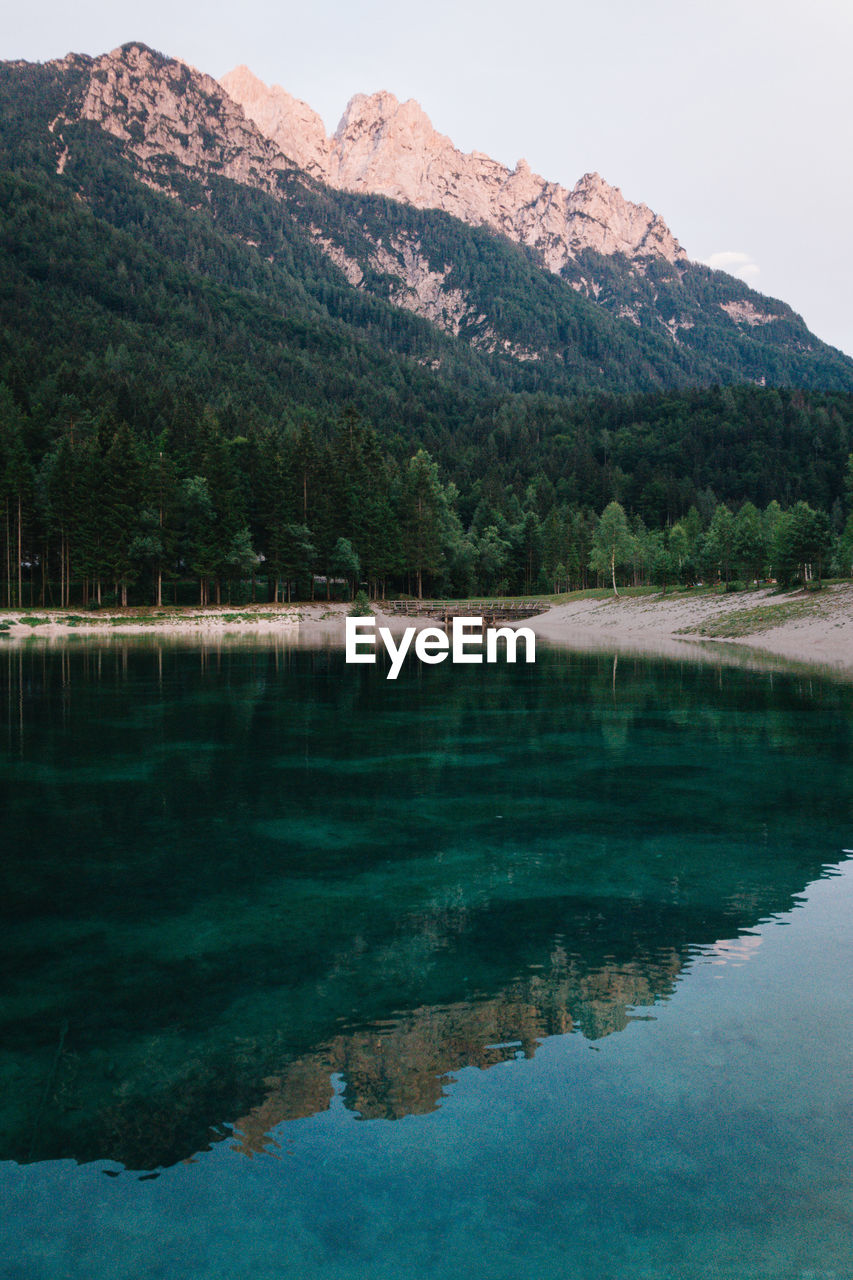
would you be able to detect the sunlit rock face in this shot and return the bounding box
[38,43,813,371]
[220,71,686,272]
[75,45,297,195]
[219,64,331,178]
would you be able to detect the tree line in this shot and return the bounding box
[587,497,845,596]
[3,386,852,609]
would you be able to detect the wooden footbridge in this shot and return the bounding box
[383,599,549,625]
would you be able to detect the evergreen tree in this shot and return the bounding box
[0,388,33,607]
[202,432,252,603]
[475,525,511,595]
[42,427,85,606]
[733,502,767,586]
[648,529,676,594]
[275,524,315,602]
[102,425,144,606]
[330,537,360,601]
[402,449,446,598]
[515,511,542,594]
[706,504,736,587]
[771,510,797,586]
[835,514,853,577]
[541,508,566,590]
[74,430,110,606]
[224,527,261,600]
[182,476,219,605]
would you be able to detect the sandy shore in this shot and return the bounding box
[0,601,421,642]
[0,585,851,676]
[528,582,853,675]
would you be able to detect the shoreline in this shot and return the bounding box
[0,584,850,677]
[528,582,853,676]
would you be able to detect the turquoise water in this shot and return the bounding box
[0,640,851,1278]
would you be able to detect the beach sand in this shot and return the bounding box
[528,583,853,675]
[0,584,850,676]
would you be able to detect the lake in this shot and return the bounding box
[1,638,851,1279]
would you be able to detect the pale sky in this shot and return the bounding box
[5,0,853,356]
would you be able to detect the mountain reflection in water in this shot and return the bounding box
[1,639,850,1171]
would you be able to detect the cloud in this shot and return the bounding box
[704,251,761,284]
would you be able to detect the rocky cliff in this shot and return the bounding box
[72,45,298,195]
[218,64,331,179]
[20,41,842,388]
[221,66,686,274]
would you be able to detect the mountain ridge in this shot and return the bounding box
[220,64,687,273]
[3,39,853,401]
[0,42,851,592]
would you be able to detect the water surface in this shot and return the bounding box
[1,641,851,1278]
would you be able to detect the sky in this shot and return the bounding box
[5,0,853,355]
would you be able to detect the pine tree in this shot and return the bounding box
[402,450,446,599]
[0,389,34,607]
[330,537,360,601]
[733,502,767,586]
[182,476,218,605]
[102,425,144,606]
[706,504,736,587]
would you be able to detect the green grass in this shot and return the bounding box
[678,599,820,638]
[220,611,295,622]
[531,585,720,606]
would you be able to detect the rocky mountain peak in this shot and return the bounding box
[331,89,479,207]
[219,64,330,177]
[74,43,297,196]
[221,67,687,272]
[335,89,417,134]
[44,41,689,348]
[567,172,683,261]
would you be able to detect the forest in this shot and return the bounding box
[2,387,851,608]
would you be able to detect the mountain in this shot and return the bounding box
[222,63,848,383]
[221,65,686,270]
[14,40,849,396]
[0,41,852,603]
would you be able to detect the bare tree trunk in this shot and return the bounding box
[17,495,22,608]
[4,499,10,607]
